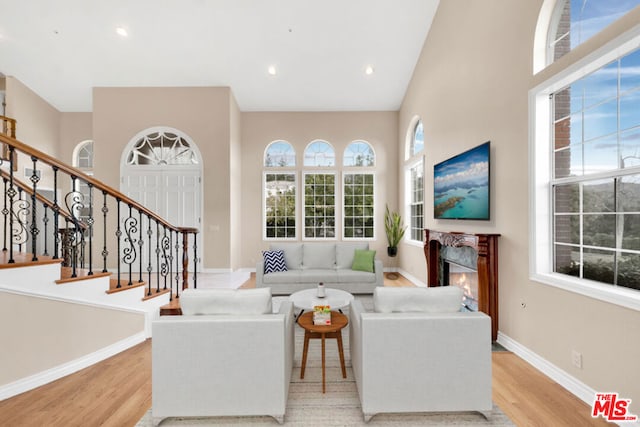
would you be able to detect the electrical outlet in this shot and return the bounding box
[571,350,582,369]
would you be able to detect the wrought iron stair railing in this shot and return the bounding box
[0,121,198,300]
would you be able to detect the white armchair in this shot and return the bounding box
[151,288,294,425]
[349,286,492,422]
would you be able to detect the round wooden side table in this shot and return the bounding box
[297,311,348,393]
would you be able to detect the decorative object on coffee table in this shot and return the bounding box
[298,310,348,393]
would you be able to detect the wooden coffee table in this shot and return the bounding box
[297,311,348,393]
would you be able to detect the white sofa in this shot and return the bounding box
[256,242,383,295]
[151,288,294,425]
[349,286,493,422]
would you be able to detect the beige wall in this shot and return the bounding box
[229,94,242,270]
[5,77,61,189]
[92,87,233,269]
[240,111,398,268]
[0,291,144,386]
[399,0,640,403]
[59,112,93,166]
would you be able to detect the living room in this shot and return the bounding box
[0,0,639,425]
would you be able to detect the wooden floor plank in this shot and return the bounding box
[0,274,615,427]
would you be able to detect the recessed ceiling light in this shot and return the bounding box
[365,65,375,75]
[268,65,277,76]
[116,27,128,37]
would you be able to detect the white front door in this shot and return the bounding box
[120,127,203,274]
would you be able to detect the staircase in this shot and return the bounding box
[0,115,199,399]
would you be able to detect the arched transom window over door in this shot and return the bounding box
[121,127,203,271]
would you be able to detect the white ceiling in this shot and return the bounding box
[0,0,439,113]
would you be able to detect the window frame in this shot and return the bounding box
[530,25,640,311]
[263,171,298,241]
[405,157,425,246]
[302,171,337,241]
[342,172,375,240]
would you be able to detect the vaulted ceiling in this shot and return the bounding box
[0,0,439,112]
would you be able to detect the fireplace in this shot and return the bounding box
[445,262,479,312]
[424,229,500,340]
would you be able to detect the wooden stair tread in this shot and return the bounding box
[0,251,63,269]
[142,288,171,301]
[106,278,147,294]
[160,297,182,316]
[56,268,111,284]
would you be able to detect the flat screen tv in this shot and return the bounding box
[433,141,490,220]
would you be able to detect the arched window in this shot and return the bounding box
[405,118,424,243]
[73,140,93,169]
[71,140,94,222]
[304,140,335,167]
[264,140,296,167]
[548,0,640,64]
[410,120,424,158]
[126,130,198,165]
[343,140,375,167]
[263,140,297,239]
[343,141,375,239]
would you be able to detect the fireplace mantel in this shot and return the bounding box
[424,229,500,340]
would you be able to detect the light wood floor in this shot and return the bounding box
[0,274,614,427]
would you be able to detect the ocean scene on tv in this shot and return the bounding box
[434,142,490,220]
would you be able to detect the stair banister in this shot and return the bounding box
[0,128,198,295]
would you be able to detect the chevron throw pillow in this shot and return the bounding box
[263,250,288,274]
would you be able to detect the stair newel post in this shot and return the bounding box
[137,210,143,284]
[192,231,198,289]
[42,205,49,256]
[115,198,121,288]
[3,176,8,252]
[29,156,39,261]
[87,183,93,275]
[68,176,79,278]
[146,214,152,297]
[7,150,15,262]
[101,190,108,273]
[155,221,160,293]
[181,231,189,291]
[167,228,173,292]
[174,230,180,299]
[52,167,59,260]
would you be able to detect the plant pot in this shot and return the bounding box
[387,246,398,257]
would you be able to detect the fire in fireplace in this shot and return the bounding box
[446,262,479,312]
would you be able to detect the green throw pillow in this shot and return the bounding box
[352,249,376,273]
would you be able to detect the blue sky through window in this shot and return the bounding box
[569,0,640,49]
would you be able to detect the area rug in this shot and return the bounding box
[137,296,514,426]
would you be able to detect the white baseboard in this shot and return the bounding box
[497,331,596,405]
[397,268,427,287]
[0,332,146,401]
[199,268,234,274]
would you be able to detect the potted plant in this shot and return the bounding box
[384,204,406,257]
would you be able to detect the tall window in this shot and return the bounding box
[264,141,296,239]
[532,6,640,309]
[548,0,640,63]
[303,172,336,239]
[408,161,424,241]
[343,141,375,239]
[551,47,640,291]
[406,118,425,243]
